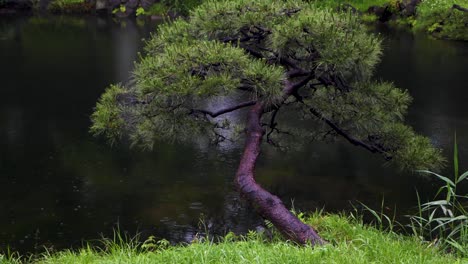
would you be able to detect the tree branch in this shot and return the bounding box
[222,36,251,43]
[190,100,257,118]
[289,74,315,91]
[317,74,351,92]
[243,47,264,59]
[266,106,280,144]
[287,69,311,78]
[211,124,233,144]
[309,107,389,156]
[277,55,302,70]
[452,4,468,12]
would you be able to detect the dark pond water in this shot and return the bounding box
[0,16,467,254]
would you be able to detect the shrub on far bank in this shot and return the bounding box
[414,0,468,40]
[313,0,467,41]
[313,0,391,12]
[48,0,93,14]
[136,0,204,17]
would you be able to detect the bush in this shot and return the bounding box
[47,0,93,13]
[414,0,468,40]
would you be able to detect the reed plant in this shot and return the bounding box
[407,136,468,257]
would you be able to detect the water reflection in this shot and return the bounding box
[0,17,467,253]
[375,25,468,163]
[113,19,139,83]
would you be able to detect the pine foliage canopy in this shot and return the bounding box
[91,0,445,171]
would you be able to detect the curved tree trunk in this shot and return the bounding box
[234,102,325,245]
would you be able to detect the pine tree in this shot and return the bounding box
[91,0,445,244]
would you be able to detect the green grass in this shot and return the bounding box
[2,213,465,263]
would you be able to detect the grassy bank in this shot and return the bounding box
[2,213,465,264]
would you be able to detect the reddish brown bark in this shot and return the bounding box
[234,102,325,245]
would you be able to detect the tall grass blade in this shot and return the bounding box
[358,201,382,226]
[433,215,468,230]
[421,200,450,208]
[457,170,468,183]
[417,170,455,187]
[446,239,466,255]
[454,132,458,183]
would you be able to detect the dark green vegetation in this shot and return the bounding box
[315,0,394,12]
[322,0,468,41]
[114,0,203,17]
[47,0,92,13]
[413,0,468,40]
[1,213,466,263]
[145,0,203,16]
